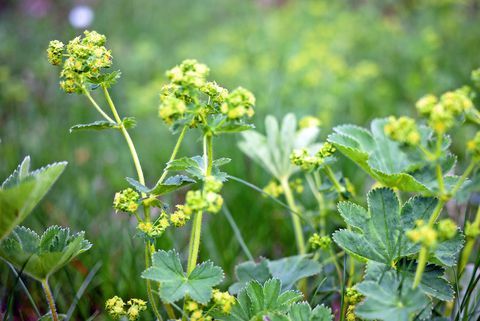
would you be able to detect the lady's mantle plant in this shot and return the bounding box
[43,30,480,321]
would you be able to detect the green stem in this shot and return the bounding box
[329,247,343,282]
[157,125,188,185]
[306,173,327,235]
[83,89,115,123]
[436,164,445,196]
[413,199,445,288]
[412,247,429,288]
[186,134,213,274]
[323,165,345,199]
[280,178,306,255]
[145,245,164,321]
[459,206,480,273]
[102,86,145,187]
[450,161,476,197]
[41,279,59,321]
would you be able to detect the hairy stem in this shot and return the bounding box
[42,279,59,321]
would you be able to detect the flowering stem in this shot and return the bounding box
[83,89,115,123]
[450,161,476,197]
[323,165,345,199]
[186,134,213,274]
[306,173,327,235]
[157,125,188,185]
[459,205,480,273]
[280,177,306,255]
[413,199,445,288]
[41,278,59,321]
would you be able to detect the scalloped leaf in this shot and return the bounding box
[238,113,320,180]
[268,255,321,290]
[126,175,195,196]
[333,188,461,267]
[0,226,91,280]
[327,119,460,194]
[0,158,67,241]
[229,259,271,294]
[141,250,224,304]
[166,156,228,182]
[69,120,117,132]
[287,303,333,321]
[356,271,431,321]
[219,279,303,321]
[365,261,454,301]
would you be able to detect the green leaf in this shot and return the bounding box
[0,226,91,280]
[333,188,458,266]
[166,156,228,182]
[215,122,255,134]
[229,259,271,294]
[126,175,195,196]
[122,117,137,129]
[288,303,333,321]
[0,158,67,241]
[268,255,321,290]
[365,261,454,301]
[356,271,431,321]
[239,114,320,180]
[141,250,224,304]
[327,119,458,194]
[88,70,121,88]
[219,279,303,321]
[69,120,117,132]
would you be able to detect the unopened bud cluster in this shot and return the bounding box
[416,87,474,134]
[309,233,332,250]
[345,288,363,321]
[113,188,140,214]
[384,116,420,146]
[158,59,255,128]
[290,142,336,171]
[406,219,457,248]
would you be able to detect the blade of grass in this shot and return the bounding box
[6,262,41,317]
[222,203,254,261]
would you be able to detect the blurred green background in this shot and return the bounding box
[1,0,480,319]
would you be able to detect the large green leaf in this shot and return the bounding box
[268,255,321,290]
[286,303,333,321]
[0,226,91,280]
[141,250,224,304]
[365,261,454,301]
[238,114,320,180]
[327,119,460,194]
[0,157,67,241]
[333,188,461,266]
[356,271,431,321]
[166,156,228,182]
[218,279,303,321]
[229,255,321,294]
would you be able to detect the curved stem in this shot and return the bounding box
[323,165,345,199]
[451,161,476,197]
[84,90,115,123]
[157,125,188,185]
[280,178,306,255]
[102,86,145,186]
[42,279,59,321]
[306,173,327,235]
[459,205,480,273]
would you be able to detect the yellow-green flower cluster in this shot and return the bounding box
[345,288,363,321]
[137,212,170,237]
[47,31,113,94]
[465,221,480,238]
[290,148,323,171]
[212,289,236,314]
[105,296,147,321]
[169,204,193,227]
[317,142,336,158]
[407,219,457,248]
[299,116,322,129]
[158,59,255,128]
[308,233,331,250]
[113,188,140,214]
[185,301,212,321]
[180,176,224,215]
[416,88,475,134]
[384,116,420,146]
[467,132,480,160]
[220,87,255,120]
[263,180,284,197]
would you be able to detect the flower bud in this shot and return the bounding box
[113,188,140,213]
